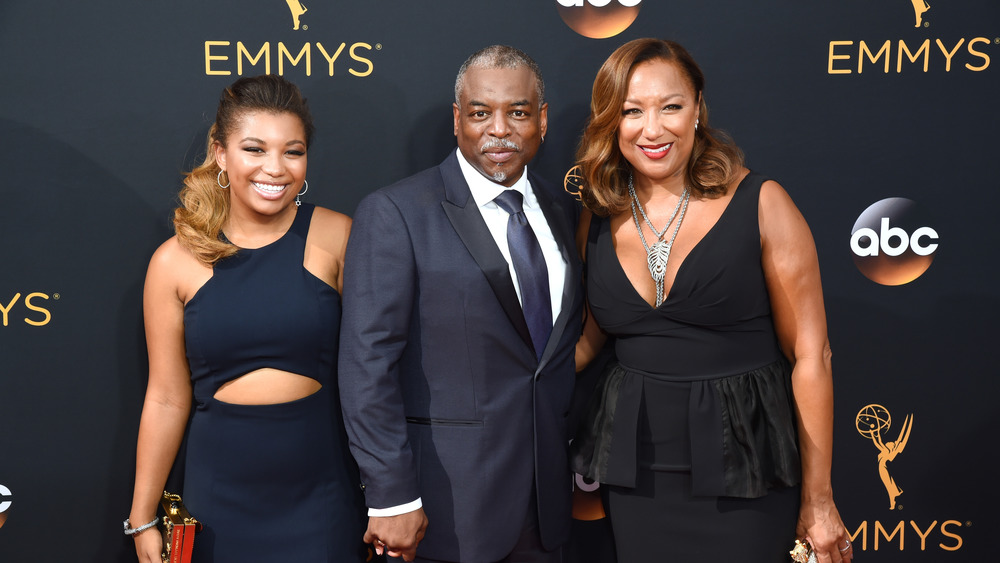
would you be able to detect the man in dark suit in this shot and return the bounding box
[339,45,582,563]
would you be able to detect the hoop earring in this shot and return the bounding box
[217,170,230,189]
[295,180,309,207]
[695,118,700,132]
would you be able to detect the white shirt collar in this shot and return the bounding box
[456,148,535,210]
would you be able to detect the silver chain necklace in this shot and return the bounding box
[628,174,691,306]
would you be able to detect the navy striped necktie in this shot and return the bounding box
[494,189,552,361]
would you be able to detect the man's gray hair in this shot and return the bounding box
[454,45,545,108]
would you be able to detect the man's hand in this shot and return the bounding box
[364,508,428,562]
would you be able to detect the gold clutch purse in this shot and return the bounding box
[789,539,818,563]
[159,491,202,563]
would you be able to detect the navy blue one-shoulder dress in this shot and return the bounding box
[182,204,367,562]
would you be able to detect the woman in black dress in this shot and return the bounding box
[126,75,367,562]
[571,39,853,562]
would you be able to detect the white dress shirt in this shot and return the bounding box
[457,149,567,322]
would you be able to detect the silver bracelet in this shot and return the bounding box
[123,516,159,536]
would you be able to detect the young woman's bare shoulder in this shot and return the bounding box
[146,236,212,299]
[148,236,197,271]
[311,206,351,233]
[309,206,352,249]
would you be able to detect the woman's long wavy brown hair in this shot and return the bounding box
[576,38,744,217]
[174,74,314,266]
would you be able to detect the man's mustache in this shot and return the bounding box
[480,138,521,153]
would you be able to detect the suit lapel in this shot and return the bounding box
[531,171,581,370]
[439,152,534,350]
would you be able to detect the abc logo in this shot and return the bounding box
[0,484,11,529]
[556,0,642,39]
[850,198,939,285]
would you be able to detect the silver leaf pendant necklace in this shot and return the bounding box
[628,173,691,306]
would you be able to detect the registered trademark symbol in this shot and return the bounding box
[302,25,308,31]
[896,504,903,510]
[966,521,973,527]
[376,44,382,50]
[53,293,60,300]
[994,38,1000,45]
[923,21,930,28]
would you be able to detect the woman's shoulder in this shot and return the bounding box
[756,176,797,217]
[755,176,812,246]
[145,236,212,303]
[302,206,350,291]
[148,235,202,272]
[308,206,352,243]
[728,168,791,212]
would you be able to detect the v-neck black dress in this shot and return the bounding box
[573,174,802,561]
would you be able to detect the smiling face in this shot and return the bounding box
[215,110,307,218]
[453,66,547,187]
[617,59,700,189]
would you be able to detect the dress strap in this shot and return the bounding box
[736,172,770,210]
[289,203,315,238]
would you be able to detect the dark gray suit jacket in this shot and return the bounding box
[339,150,583,562]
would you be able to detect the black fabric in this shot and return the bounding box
[182,204,367,561]
[570,359,800,497]
[605,469,799,562]
[587,174,781,378]
[570,173,801,498]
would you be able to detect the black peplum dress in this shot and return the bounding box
[572,174,803,562]
[181,204,367,562]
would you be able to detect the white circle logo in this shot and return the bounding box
[0,484,12,521]
[0,485,12,513]
[850,198,939,285]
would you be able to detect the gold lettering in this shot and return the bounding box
[897,39,931,73]
[317,42,346,76]
[349,43,374,77]
[939,520,963,551]
[848,521,867,551]
[0,293,20,327]
[910,520,937,551]
[828,41,853,74]
[23,292,51,327]
[875,520,905,550]
[966,37,991,71]
[238,42,270,76]
[279,42,311,76]
[205,41,232,76]
[935,39,965,72]
[860,40,891,74]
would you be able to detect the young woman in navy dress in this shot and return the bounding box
[126,75,367,562]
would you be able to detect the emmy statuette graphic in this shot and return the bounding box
[857,404,913,509]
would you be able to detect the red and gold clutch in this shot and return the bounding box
[159,491,202,563]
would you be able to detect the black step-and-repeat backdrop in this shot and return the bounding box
[2,1,998,561]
